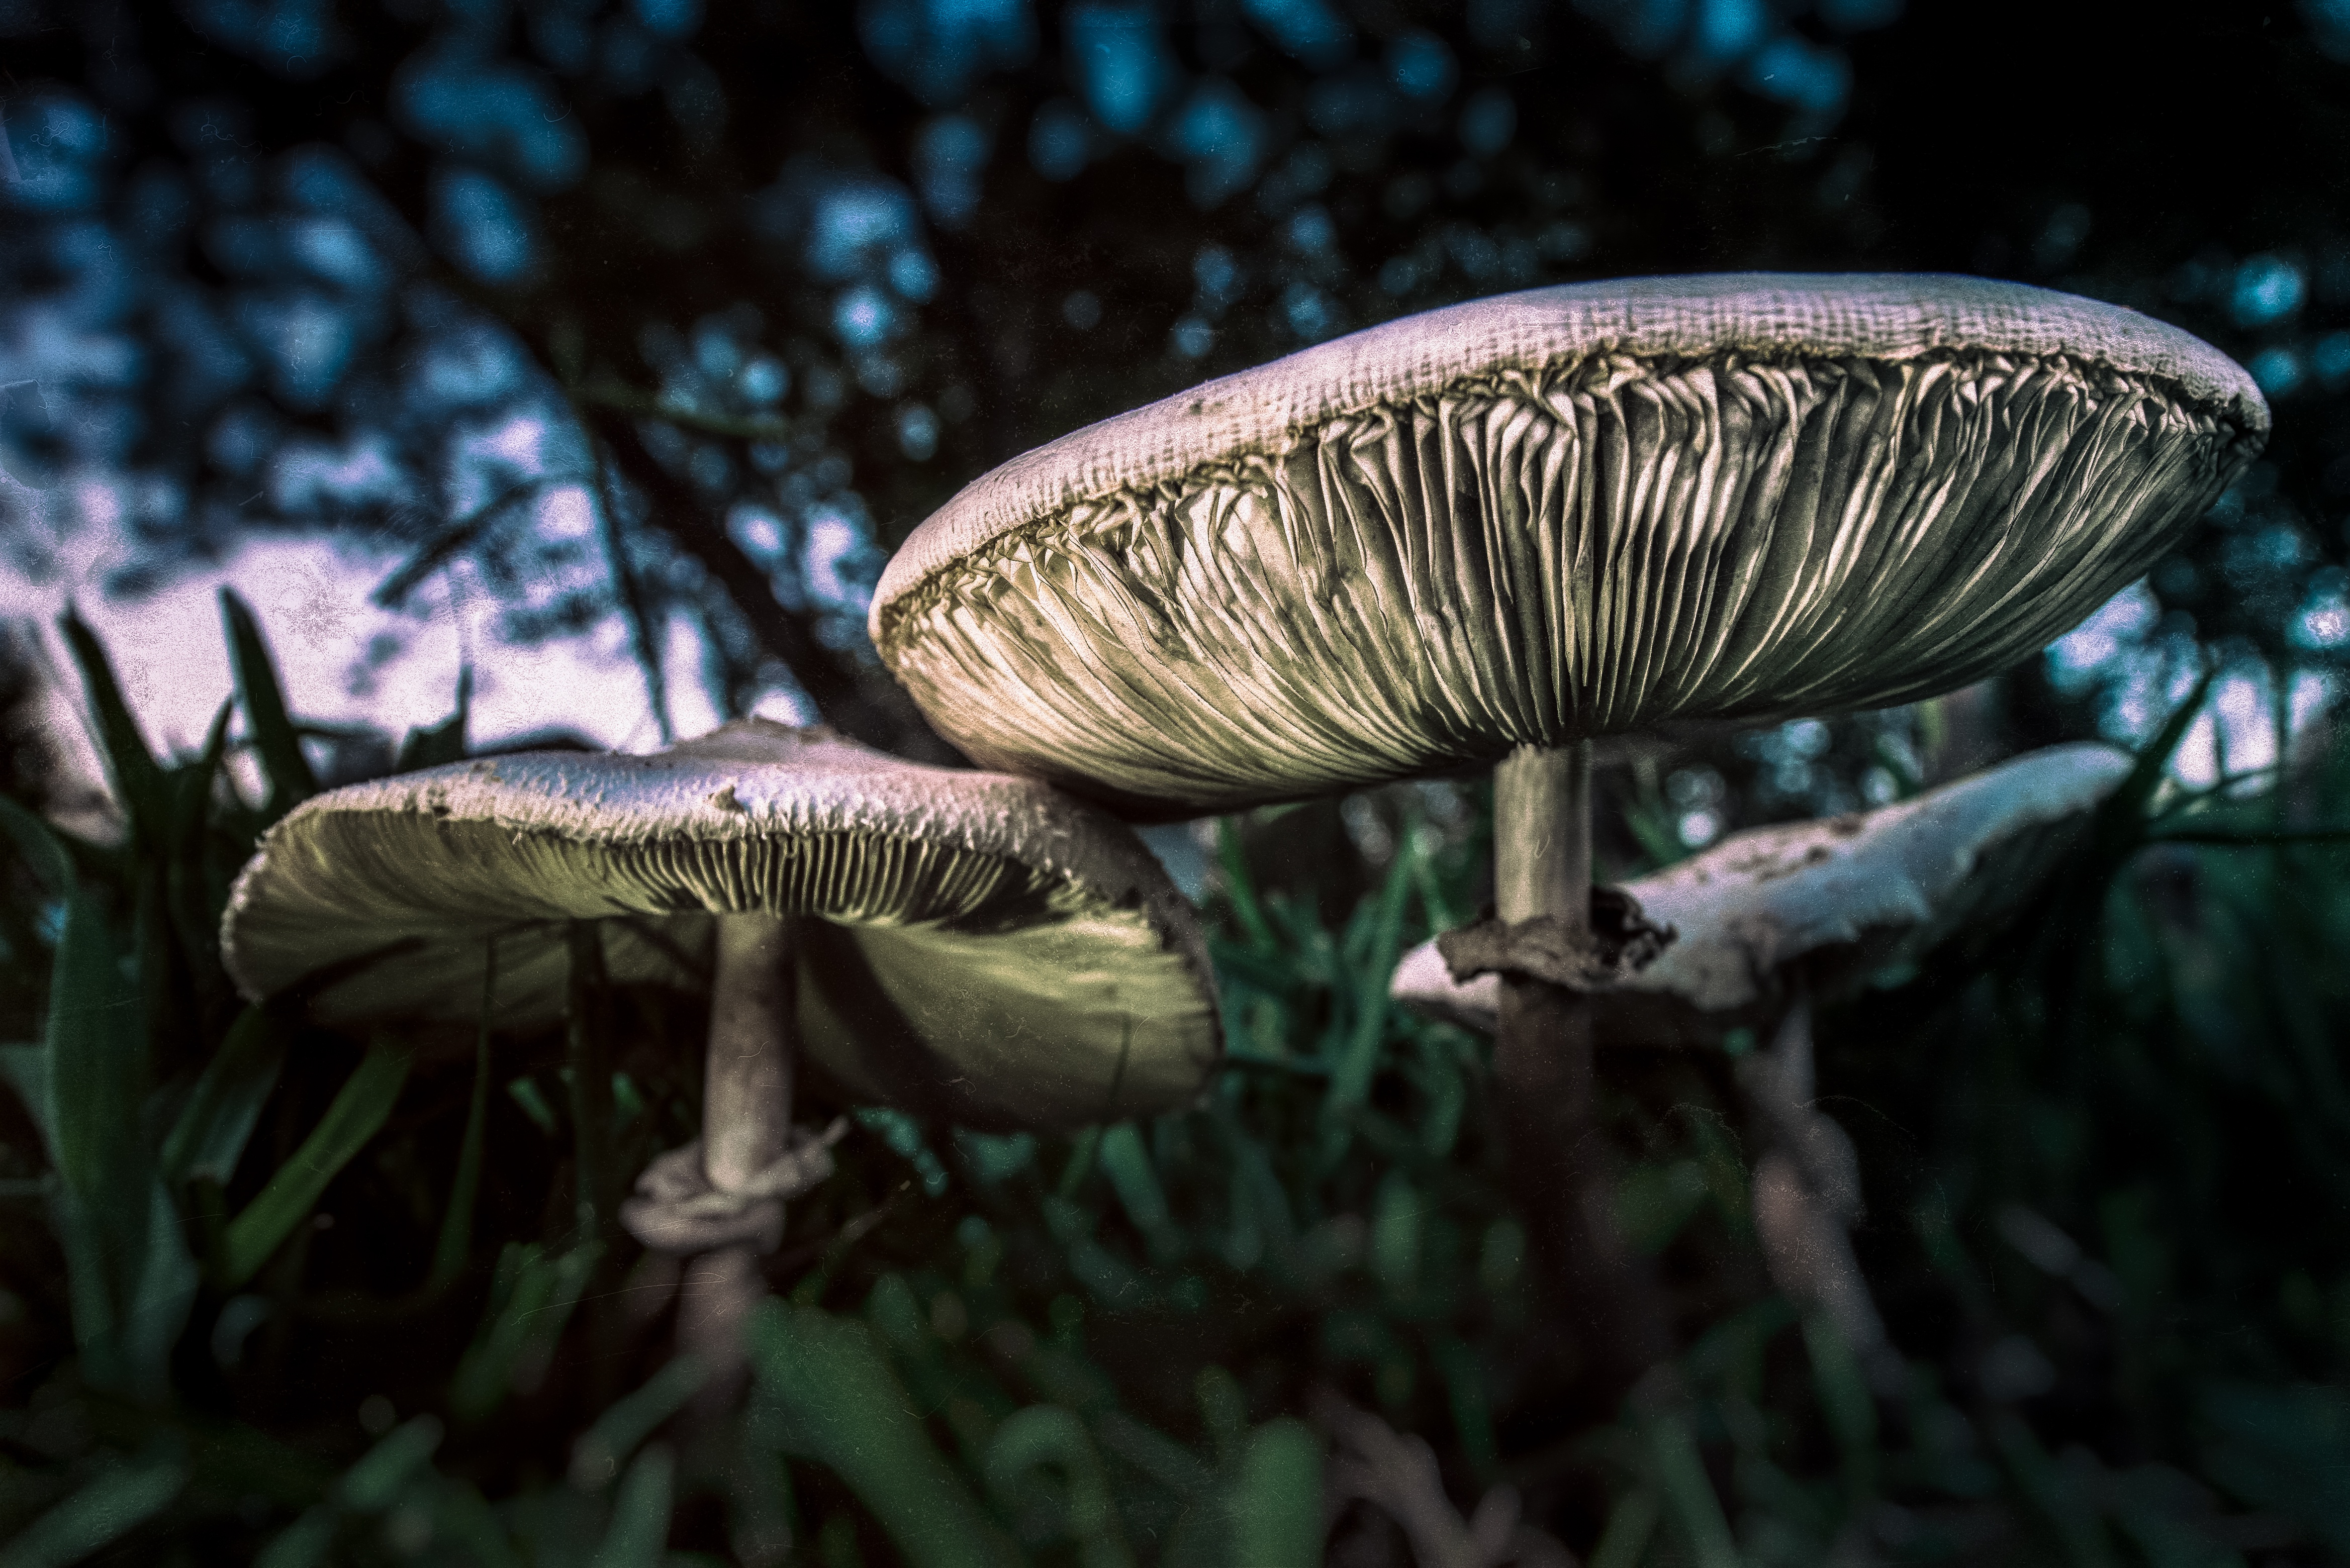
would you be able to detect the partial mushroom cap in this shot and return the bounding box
[221,721,1221,1130]
[1391,743,2131,1043]
[873,275,2264,817]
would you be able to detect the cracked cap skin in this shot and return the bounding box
[221,720,1222,1131]
[872,274,2266,818]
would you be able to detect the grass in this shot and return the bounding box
[1,599,2348,1565]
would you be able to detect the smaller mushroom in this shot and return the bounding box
[1393,743,2129,1382]
[223,720,1221,1392]
[1393,743,2131,1045]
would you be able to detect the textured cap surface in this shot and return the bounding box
[222,721,1220,1129]
[1391,742,2130,1041]
[874,274,2265,815]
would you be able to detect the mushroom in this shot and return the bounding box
[1390,742,2134,1044]
[1393,742,2132,1387]
[868,274,2264,1394]
[221,719,1221,1387]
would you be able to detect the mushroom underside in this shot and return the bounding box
[880,350,2243,817]
[225,815,1218,1130]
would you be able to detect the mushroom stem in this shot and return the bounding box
[1490,742,1671,1401]
[1493,743,1592,939]
[677,911,801,1400]
[704,912,800,1190]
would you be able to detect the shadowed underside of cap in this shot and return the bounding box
[873,275,2265,816]
[1391,742,2131,1043]
[221,722,1219,1130]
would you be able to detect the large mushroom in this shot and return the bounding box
[222,719,1221,1386]
[868,274,2264,1393]
[1393,742,2132,1387]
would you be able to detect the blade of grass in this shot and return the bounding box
[1325,850,1414,1128]
[217,1033,413,1289]
[1215,818,1278,950]
[428,939,498,1292]
[59,606,168,839]
[746,1299,1028,1568]
[592,1444,676,1568]
[2102,667,2218,854]
[39,861,194,1401]
[1231,1418,1323,1568]
[1639,1401,1740,1568]
[161,1006,289,1186]
[1991,1409,2121,1568]
[372,481,542,609]
[1098,1123,1180,1262]
[570,1356,712,1490]
[0,1451,189,1568]
[220,588,318,819]
[448,1239,603,1423]
[395,667,472,771]
[567,921,615,1243]
[162,703,235,1006]
[338,1415,445,1512]
[0,793,75,899]
[1587,1489,1662,1568]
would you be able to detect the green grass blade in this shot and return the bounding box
[1587,1489,1663,1568]
[1098,1123,1179,1260]
[1214,818,1277,950]
[395,668,473,771]
[1641,1403,1741,1568]
[251,1507,339,1568]
[2103,666,2218,853]
[428,943,498,1292]
[217,1033,413,1289]
[338,1415,445,1512]
[567,921,616,1241]
[0,1043,47,1138]
[570,1356,711,1490]
[592,1444,676,1568]
[39,874,191,1401]
[1992,1409,2121,1568]
[163,703,235,965]
[219,588,318,819]
[0,1452,189,1568]
[0,793,76,900]
[162,1006,288,1187]
[448,1240,603,1423]
[58,607,168,840]
[1325,850,1413,1126]
[746,1299,1029,1568]
[1231,1418,1323,1568]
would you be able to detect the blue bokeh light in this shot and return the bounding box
[1242,0,1354,68]
[1385,30,1458,102]
[2231,255,2307,328]
[394,52,588,192]
[913,116,991,229]
[429,165,536,285]
[1028,100,1093,181]
[1067,3,1177,135]
[859,0,1037,106]
[1167,79,1268,208]
[1457,87,1517,156]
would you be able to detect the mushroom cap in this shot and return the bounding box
[1391,742,2131,1043]
[221,721,1221,1130]
[872,274,2264,817]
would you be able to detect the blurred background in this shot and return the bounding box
[3,0,2341,830]
[8,1,2350,1564]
